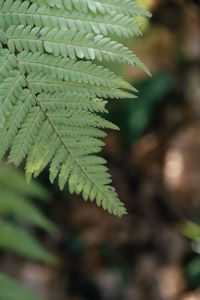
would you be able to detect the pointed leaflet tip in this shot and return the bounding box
[132,56,151,76]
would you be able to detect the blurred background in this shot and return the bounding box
[1,0,200,299]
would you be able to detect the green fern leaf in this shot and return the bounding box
[0,220,56,264]
[0,0,143,38]
[0,163,49,199]
[0,163,56,299]
[0,273,45,300]
[0,163,56,262]
[17,51,136,92]
[0,189,54,232]
[5,25,149,72]
[0,0,151,216]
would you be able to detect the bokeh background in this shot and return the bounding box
[1,0,200,299]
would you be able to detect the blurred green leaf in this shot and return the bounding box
[0,164,50,201]
[185,256,200,289]
[182,220,200,255]
[123,71,174,147]
[182,220,200,240]
[191,239,200,255]
[0,189,55,232]
[65,231,84,257]
[0,221,57,264]
[0,273,45,300]
[0,162,57,299]
[0,164,57,264]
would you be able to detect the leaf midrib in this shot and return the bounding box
[29,78,126,98]
[18,59,119,87]
[7,35,134,63]
[0,9,134,31]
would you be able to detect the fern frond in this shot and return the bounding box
[0,220,56,263]
[5,25,149,75]
[32,0,151,18]
[0,273,45,300]
[37,93,108,113]
[0,90,34,159]
[0,70,26,127]
[8,107,44,166]
[17,51,136,92]
[0,163,49,199]
[0,163,56,263]
[0,0,151,216]
[0,84,126,215]
[0,163,55,300]
[27,72,135,99]
[0,48,16,81]
[0,189,54,231]
[92,0,151,17]
[0,0,143,38]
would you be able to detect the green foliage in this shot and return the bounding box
[0,190,54,232]
[119,71,174,147]
[0,0,150,216]
[0,220,56,263]
[0,163,56,300]
[0,163,49,200]
[0,164,56,262]
[182,220,200,289]
[185,256,200,289]
[182,220,200,241]
[182,220,200,256]
[0,273,45,300]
